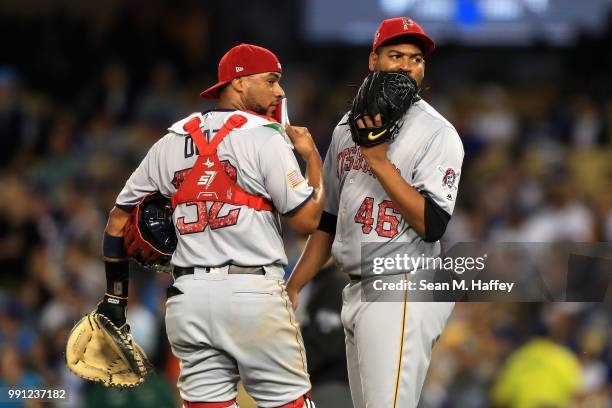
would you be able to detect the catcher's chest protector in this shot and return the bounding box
[171,114,274,212]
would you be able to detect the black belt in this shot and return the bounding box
[173,265,266,280]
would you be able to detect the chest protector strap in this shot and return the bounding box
[171,114,274,211]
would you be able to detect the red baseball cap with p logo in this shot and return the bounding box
[200,43,282,99]
[372,17,435,55]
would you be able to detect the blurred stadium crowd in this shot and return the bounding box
[1,2,611,407]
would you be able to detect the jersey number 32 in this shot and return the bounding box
[171,162,240,235]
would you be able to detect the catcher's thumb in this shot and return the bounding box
[285,125,309,138]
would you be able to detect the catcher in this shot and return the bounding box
[287,17,464,407]
[67,43,322,408]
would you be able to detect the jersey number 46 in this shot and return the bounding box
[354,197,400,238]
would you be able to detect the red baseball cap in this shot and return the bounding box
[372,17,435,55]
[200,43,282,99]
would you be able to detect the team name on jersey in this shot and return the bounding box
[337,146,401,179]
[337,146,375,178]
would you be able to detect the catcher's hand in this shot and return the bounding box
[348,71,419,147]
[65,312,152,387]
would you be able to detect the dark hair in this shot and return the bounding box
[376,36,425,55]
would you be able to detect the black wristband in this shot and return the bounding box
[97,294,127,327]
[103,232,127,259]
[317,211,337,235]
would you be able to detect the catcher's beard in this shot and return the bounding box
[244,95,280,116]
[244,93,274,116]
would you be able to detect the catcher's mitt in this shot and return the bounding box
[65,312,152,387]
[348,71,419,147]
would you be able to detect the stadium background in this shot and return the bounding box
[1,0,611,407]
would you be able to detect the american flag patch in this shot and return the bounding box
[287,169,305,189]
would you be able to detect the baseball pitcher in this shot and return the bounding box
[288,18,464,408]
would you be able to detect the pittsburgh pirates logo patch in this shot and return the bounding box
[438,166,460,200]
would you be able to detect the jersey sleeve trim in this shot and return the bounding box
[115,203,136,211]
[281,189,314,216]
[423,193,451,242]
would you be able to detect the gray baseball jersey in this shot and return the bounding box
[116,109,314,268]
[324,99,464,276]
[325,98,463,408]
[118,110,314,406]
